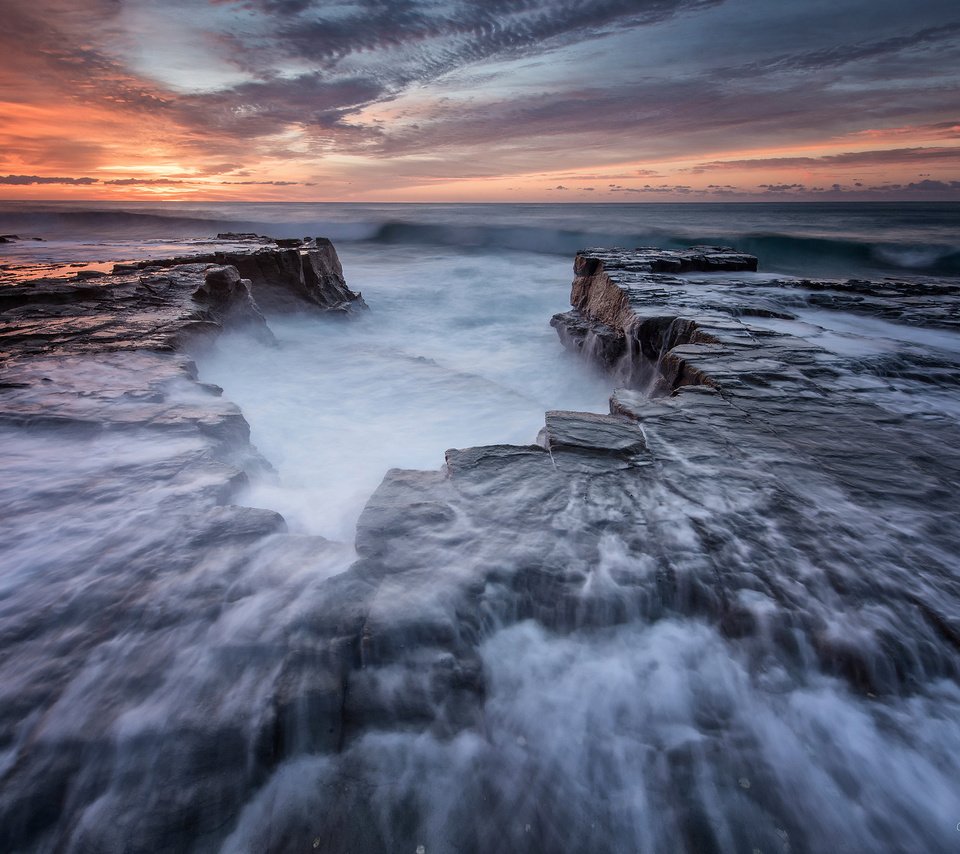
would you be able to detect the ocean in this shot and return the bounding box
[2,200,960,279]
[1,201,959,852]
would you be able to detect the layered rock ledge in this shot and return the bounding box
[0,240,366,545]
[0,240,370,851]
[1,241,366,363]
[238,246,960,851]
[109,238,367,314]
[3,244,960,853]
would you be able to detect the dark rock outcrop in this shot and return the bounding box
[551,247,753,391]
[109,242,367,315]
[193,265,271,339]
[556,247,960,395]
[0,262,270,361]
[0,240,365,852]
[219,240,367,314]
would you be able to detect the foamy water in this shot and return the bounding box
[1,205,960,852]
[198,246,611,539]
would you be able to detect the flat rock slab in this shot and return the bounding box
[538,409,650,471]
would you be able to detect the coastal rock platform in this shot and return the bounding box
[2,244,959,853]
[273,246,960,852]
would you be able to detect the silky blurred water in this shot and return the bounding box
[198,245,611,540]
[1,204,960,852]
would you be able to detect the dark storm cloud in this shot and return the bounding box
[0,175,99,185]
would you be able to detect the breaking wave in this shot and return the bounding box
[359,222,960,275]
[2,203,959,277]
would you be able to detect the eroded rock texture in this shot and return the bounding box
[262,247,960,854]
[110,240,368,315]
[0,246,365,852]
[2,246,960,854]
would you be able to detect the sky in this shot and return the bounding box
[0,0,958,202]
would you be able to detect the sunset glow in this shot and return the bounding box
[1,0,958,202]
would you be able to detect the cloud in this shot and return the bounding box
[178,74,388,138]
[904,178,960,191]
[609,184,694,193]
[730,21,960,76]
[227,0,724,71]
[759,183,806,192]
[103,178,187,186]
[103,177,305,186]
[1,0,959,199]
[690,146,960,172]
[0,174,99,185]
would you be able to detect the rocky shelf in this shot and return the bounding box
[2,244,960,852]
[0,237,367,558]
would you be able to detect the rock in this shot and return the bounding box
[549,310,626,372]
[216,240,368,315]
[0,241,363,852]
[215,232,269,241]
[101,245,367,316]
[562,248,736,393]
[0,262,274,360]
[6,239,960,853]
[538,409,649,470]
[193,265,273,342]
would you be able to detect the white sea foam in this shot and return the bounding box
[197,245,612,540]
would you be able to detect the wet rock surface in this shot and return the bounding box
[108,241,368,315]
[0,243,368,852]
[222,239,368,314]
[2,245,960,853]
[0,263,265,359]
[266,247,960,853]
